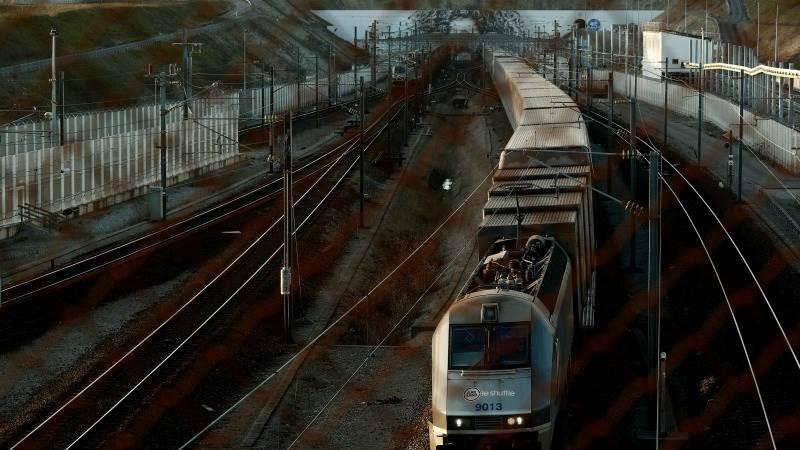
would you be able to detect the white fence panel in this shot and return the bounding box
[0,93,239,227]
[613,72,800,174]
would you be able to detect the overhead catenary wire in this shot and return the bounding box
[179,163,498,449]
[540,50,800,372]
[605,75,800,371]
[535,43,782,444]
[57,140,359,450]
[10,80,426,444]
[7,131,362,448]
[181,68,600,446]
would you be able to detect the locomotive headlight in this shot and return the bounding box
[503,414,530,428]
[447,417,473,429]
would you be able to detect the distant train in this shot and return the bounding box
[429,51,596,450]
[392,63,409,84]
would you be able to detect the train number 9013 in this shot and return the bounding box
[475,402,502,411]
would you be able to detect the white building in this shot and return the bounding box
[641,24,712,79]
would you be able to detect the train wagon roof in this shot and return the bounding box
[505,124,590,151]
[509,72,538,78]
[490,177,587,195]
[514,81,559,89]
[519,106,583,126]
[481,210,578,228]
[499,63,531,71]
[518,87,571,98]
[493,165,592,182]
[483,192,583,215]
[522,96,576,110]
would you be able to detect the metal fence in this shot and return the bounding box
[0,63,388,231]
[0,93,239,228]
[239,66,384,120]
[2,103,187,156]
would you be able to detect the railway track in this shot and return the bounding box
[658,159,800,448]
[2,81,461,448]
[0,90,393,311]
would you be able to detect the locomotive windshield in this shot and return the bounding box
[450,326,487,369]
[449,323,530,370]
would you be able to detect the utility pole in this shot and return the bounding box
[738,69,745,202]
[315,55,320,128]
[663,58,669,150]
[403,70,409,147]
[329,42,336,104]
[59,71,65,146]
[281,111,294,343]
[387,25,392,93]
[553,47,558,84]
[352,62,357,101]
[50,28,58,147]
[789,63,795,127]
[359,77,365,228]
[629,49,639,271]
[296,48,301,113]
[269,66,275,173]
[570,25,576,96]
[173,35,202,120]
[647,145,661,414]
[260,61,266,145]
[371,20,377,88]
[158,74,168,221]
[243,30,247,92]
[608,71,614,194]
[697,59,704,164]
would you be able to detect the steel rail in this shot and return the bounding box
[63,98,404,448]
[10,91,410,448]
[1,87,406,303]
[0,134,360,305]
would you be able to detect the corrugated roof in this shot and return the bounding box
[500,62,531,70]
[490,177,587,195]
[505,124,590,150]
[518,87,571,98]
[519,107,583,126]
[481,211,578,227]
[523,96,576,110]
[483,192,583,215]
[493,165,591,181]
[514,81,558,89]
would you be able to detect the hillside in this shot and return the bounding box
[0,0,361,125]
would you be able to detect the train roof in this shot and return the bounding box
[481,210,578,228]
[521,96,577,110]
[489,177,587,195]
[518,87,570,98]
[505,124,590,151]
[493,165,592,182]
[519,107,583,126]
[483,192,583,216]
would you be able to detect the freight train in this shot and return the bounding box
[429,51,596,450]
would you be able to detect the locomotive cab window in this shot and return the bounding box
[490,324,529,367]
[450,326,488,369]
[449,323,530,370]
